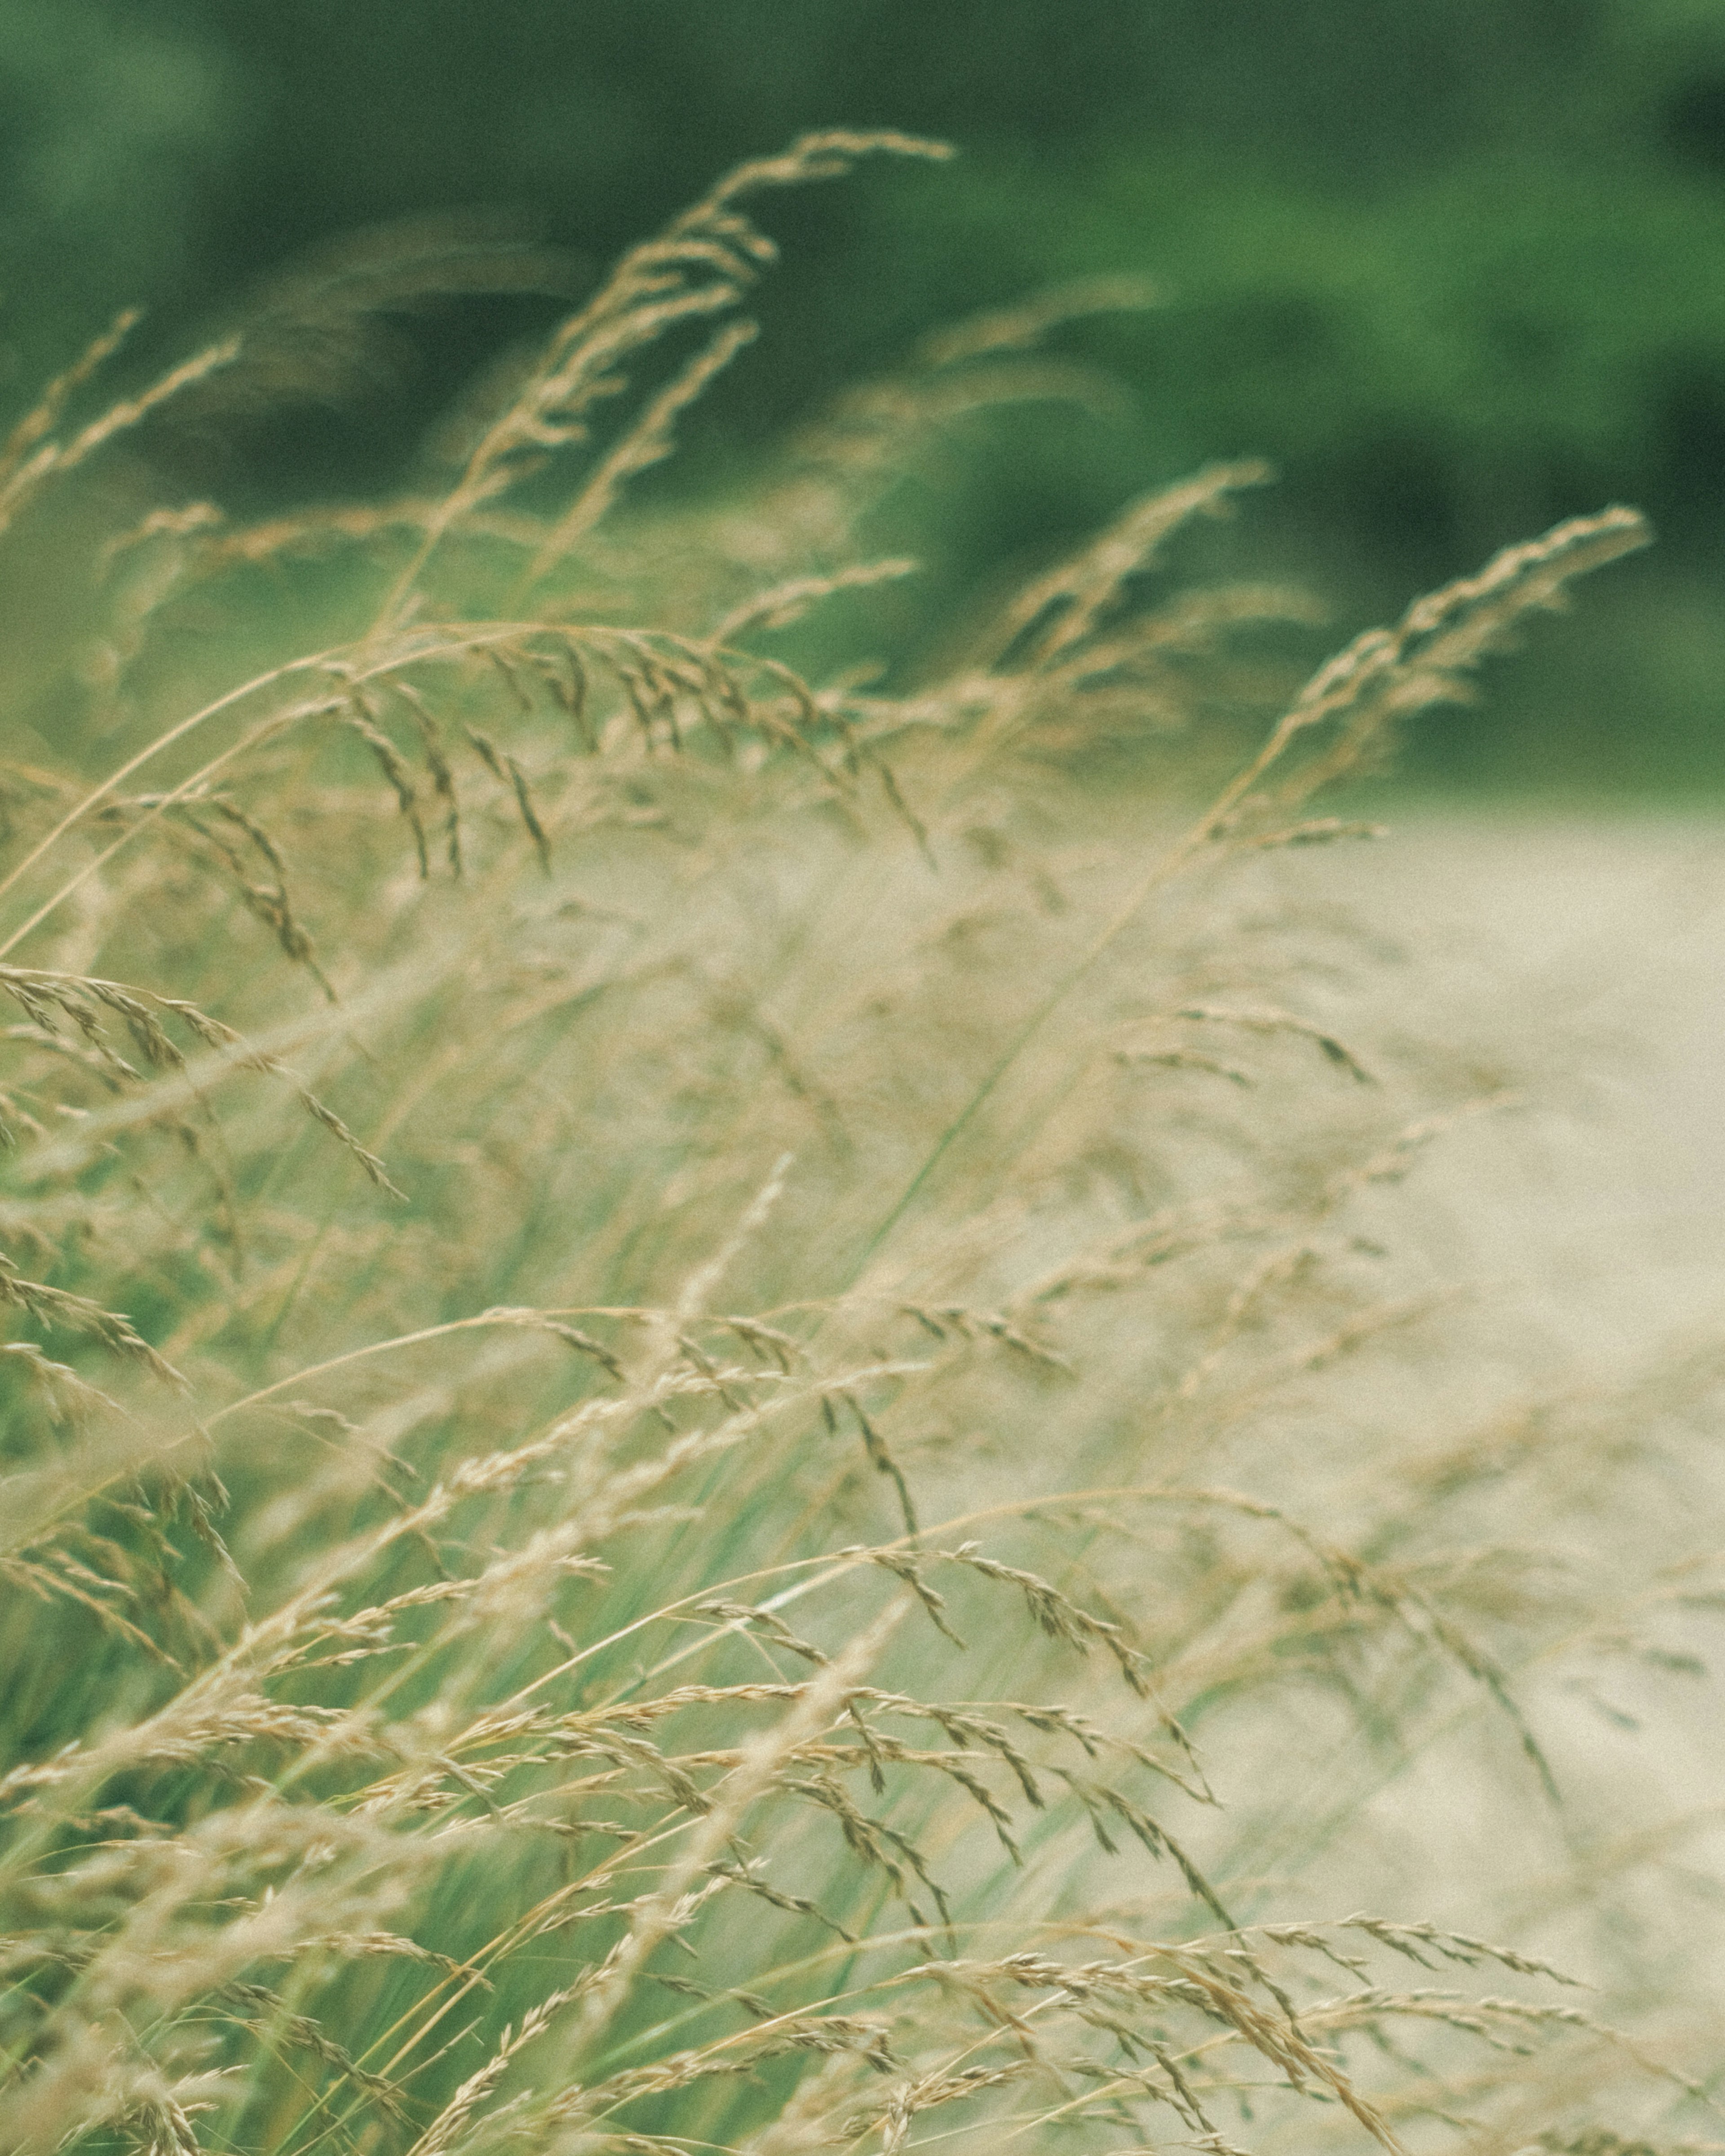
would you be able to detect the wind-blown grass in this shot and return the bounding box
[0,135,1715,2156]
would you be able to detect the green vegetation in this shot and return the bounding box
[4,1,1725,787]
[0,138,1716,2153]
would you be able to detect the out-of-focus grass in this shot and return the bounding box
[0,138,1718,2156]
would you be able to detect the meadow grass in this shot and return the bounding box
[0,135,1714,2156]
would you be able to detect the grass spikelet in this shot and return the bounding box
[708,557,920,647]
[982,459,1276,675]
[1192,504,1654,838]
[0,328,240,544]
[0,306,140,488]
[0,1253,182,1383]
[526,316,761,583]
[372,130,950,628]
[915,270,1161,368]
[1172,1000,1377,1082]
[941,1541,1157,1694]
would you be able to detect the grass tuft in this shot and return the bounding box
[0,139,1712,2156]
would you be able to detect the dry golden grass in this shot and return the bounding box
[0,135,1715,2156]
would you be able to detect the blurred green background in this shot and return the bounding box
[5,0,1724,793]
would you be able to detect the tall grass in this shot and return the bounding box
[0,134,1713,2156]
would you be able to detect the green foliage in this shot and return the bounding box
[4,0,1723,783]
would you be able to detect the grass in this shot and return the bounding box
[0,133,1715,2156]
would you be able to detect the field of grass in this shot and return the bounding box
[0,136,1719,2156]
